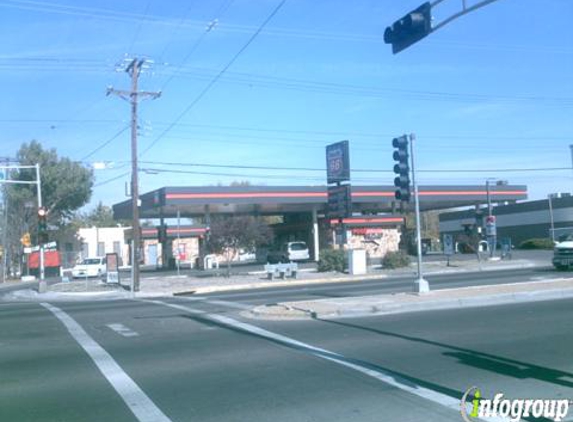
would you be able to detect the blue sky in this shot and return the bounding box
[1,0,572,211]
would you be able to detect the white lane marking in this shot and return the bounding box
[40,303,172,422]
[143,299,506,421]
[107,323,139,337]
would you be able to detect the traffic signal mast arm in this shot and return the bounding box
[384,0,503,54]
[430,0,503,33]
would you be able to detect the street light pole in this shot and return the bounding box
[548,194,555,242]
[409,134,429,294]
[35,164,46,284]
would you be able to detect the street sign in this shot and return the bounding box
[327,184,352,218]
[105,253,120,284]
[485,215,497,236]
[326,141,350,184]
[443,234,454,256]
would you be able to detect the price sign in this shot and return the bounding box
[327,184,352,218]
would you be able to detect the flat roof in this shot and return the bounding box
[113,184,528,220]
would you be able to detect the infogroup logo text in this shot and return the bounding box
[461,386,570,422]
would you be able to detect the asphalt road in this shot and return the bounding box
[1,267,572,422]
[186,265,561,307]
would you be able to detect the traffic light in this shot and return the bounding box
[38,207,48,244]
[392,136,411,202]
[384,2,432,54]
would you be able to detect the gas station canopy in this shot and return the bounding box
[113,185,528,220]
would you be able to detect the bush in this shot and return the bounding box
[518,238,555,250]
[318,249,347,273]
[382,251,411,269]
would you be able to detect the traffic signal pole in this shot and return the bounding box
[0,163,43,283]
[409,134,429,294]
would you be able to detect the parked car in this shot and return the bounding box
[267,241,310,263]
[72,257,106,278]
[238,249,256,262]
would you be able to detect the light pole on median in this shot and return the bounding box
[410,134,429,294]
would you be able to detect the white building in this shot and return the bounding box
[76,227,130,266]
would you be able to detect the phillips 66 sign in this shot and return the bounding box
[326,140,350,184]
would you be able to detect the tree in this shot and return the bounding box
[207,215,273,276]
[8,141,94,225]
[3,141,94,274]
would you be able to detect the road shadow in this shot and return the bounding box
[178,313,551,422]
[315,318,573,389]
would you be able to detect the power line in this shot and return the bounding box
[93,171,130,187]
[158,0,235,91]
[80,125,130,161]
[138,160,573,174]
[140,0,288,157]
[168,66,573,106]
[1,117,571,141]
[126,0,152,54]
[4,0,573,54]
[92,163,569,190]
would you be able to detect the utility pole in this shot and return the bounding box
[107,58,161,292]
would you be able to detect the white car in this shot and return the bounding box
[553,235,573,270]
[267,241,310,263]
[72,257,106,278]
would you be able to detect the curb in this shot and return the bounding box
[329,288,573,319]
[248,279,573,320]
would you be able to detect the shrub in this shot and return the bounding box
[518,238,555,250]
[318,249,347,273]
[382,251,411,269]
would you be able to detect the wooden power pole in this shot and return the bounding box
[107,58,161,292]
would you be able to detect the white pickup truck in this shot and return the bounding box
[553,235,573,270]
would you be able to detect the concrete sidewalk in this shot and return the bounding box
[41,256,545,296]
[248,278,573,320]
[0,251,553,300]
